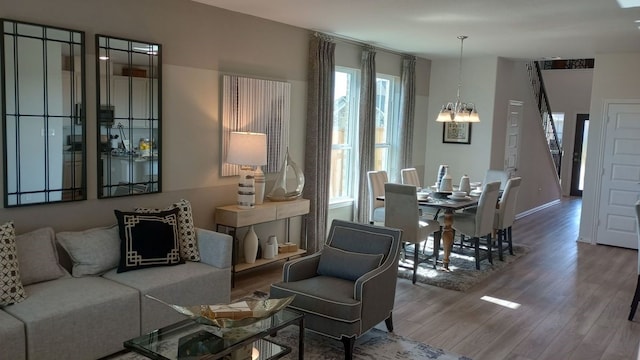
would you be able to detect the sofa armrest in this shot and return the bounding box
[196,228,232,269]
[282,253,321,282]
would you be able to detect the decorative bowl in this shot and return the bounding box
[145,294,295,328]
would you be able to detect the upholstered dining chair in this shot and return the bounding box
[484,169,510,191]
[400,168,421,188]
[367,170,388,225]
[628,200,640,321]
[494,177,522,261]
[384,183,441,282]
[270,220,402,360]
[445,181,501,270]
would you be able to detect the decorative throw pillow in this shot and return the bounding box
[135,199,200,261]
[0,221,27,306]
[16,227,66,285]
[57,225,121,277]
[317,246,384,281]
[115,208,184,273]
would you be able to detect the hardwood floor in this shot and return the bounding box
[231,197,640,360]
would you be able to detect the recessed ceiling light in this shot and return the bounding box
[617,0,640,8]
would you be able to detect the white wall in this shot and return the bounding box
[579,52,640,244]
[425,56,497,188]
[541,69,593,196]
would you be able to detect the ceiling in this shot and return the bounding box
[193,0,640,60]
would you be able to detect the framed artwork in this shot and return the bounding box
[442,122,472,144]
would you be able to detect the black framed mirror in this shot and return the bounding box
[96,35,161,198]
[1,19,86,207]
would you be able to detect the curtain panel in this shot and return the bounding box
[355,48,377,223]
[399,56,416,169]
[303,34,335,253]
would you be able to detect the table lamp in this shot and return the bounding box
[226,132,267,209]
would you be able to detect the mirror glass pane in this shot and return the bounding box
[96,35,161,198]
[1,19,86,207]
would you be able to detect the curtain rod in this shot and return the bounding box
[313,31,416,59]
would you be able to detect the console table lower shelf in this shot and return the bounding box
[235,249,306,273]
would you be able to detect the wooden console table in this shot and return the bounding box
[215,198,310,286]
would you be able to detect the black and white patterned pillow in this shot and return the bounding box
[114,209,184,273]
[135,199,200,262]
[0,221,27,306]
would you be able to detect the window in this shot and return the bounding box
[330,68,359,202]
[329,68,401,204]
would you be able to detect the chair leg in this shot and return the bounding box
[629,274,640,320]
[474,237,480,270]
[412,244,419,284]
[341,335,356,360]
[433,231,441,269]
[487,234,493,265]
[385,313,394,332]
[507,226,514,255]
[497,229,504,261]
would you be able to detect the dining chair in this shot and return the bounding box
[445,181,501,270]
[400,168,421,188]
[384,183,441,283]
[484,169,510,191]
[494,177,522,261]
[367,170,388,225]
[628,200,640,321]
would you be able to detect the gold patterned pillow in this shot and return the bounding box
[0,221,27,306]
[135,199,200,261]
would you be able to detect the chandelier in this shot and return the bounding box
[436,35,480,123]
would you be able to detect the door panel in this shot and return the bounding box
[596,103,640,249]
[504,100,523,178]
[570,114,589,196]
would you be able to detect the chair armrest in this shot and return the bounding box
[282,253,321,282]
[354,253,400,331]
[196,228,232,269]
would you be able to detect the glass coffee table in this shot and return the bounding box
[124,308,304,360]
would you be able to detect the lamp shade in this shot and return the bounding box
[226,132,267,166]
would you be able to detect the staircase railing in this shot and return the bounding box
[526,61,562,177]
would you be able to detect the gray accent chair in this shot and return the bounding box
[270,220,402,360]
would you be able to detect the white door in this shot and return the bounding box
[504,100,523,178]
[596,102,640,249]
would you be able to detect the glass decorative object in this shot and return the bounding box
[266,149,305,201]
[145,294,295,328]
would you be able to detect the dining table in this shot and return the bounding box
[417,194,478,270]
[378,191,479,271]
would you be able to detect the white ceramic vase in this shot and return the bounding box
[439,166,453,192]
[243,225,259,264]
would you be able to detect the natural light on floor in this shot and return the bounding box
[480,295,521,309]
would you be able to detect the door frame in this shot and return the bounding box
[569,113,589,196]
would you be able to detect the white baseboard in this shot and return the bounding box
[515,199,561,220]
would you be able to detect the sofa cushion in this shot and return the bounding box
[317,246,383,281]
[135,199,200,262]
[115,209,184,273]
[15,227,66,285]
[0,309,25,360]
[0,221,27,306]
[3,276,140,360]
[103,261,230,333]
[56,225,120,277]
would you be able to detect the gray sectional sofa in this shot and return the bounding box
[0,225,232,360]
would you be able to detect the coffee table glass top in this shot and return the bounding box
[124,308,302,360]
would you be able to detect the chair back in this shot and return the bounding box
[496,177,522,229]
[401,168,421,187]
[636,200,640,275]
[484,169,510,190]
[326,219,402,266]
[384,183,420,243]
[367,170,388,222]
[474,181,501,236]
